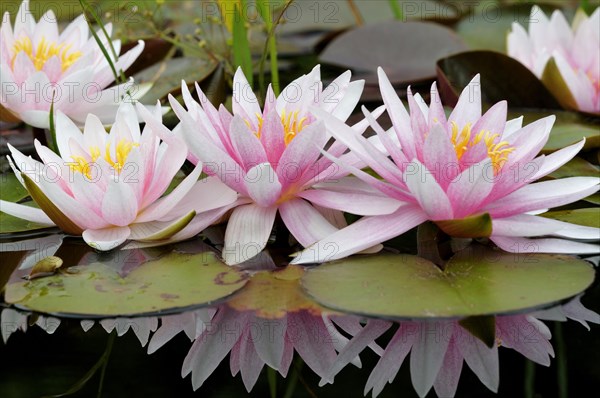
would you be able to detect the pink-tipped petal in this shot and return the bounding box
[223,204,278,265]
[278,198,338,247]
[244,163,282,207]
[291,204,427,264]
[82,226,131,251]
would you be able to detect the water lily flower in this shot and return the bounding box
[508,6,600,113]
[0,102,238,250]
[140,65,397,264]
[292,69,599,264]
[0,0,146,127]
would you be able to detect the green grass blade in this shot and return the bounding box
[232,2,253,86]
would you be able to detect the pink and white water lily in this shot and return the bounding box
[0,0,146,127]
[508,6,600,113]
[292,69,599,264]
[0,102,237,250]
[140,65,399,265]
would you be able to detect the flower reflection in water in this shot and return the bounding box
[148,264,386,392]
[0,238,598,397]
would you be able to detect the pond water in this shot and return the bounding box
[0,230,598,397]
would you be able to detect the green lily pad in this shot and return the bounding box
[133,57,218,104]
[0,173,28,202]
[320,20,466,84]
[436,50,562,109]
[542,208,600,229]
[301,246,594,319]
[0,201,52,234]
[583,193,600,205]
[5,251,248,318]
[543,122,600,152]
[548,157,599,179]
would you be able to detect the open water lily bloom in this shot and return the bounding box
[292,69,599,264]
[0,0,146,127]
[0,102,237,250]
[140,65,400,265]
[508,6,600,113]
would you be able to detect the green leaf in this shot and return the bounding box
[5,251,248,317]
[458,315,496,348]
[583,193,600,205]
[0,173,29,202]
[0,202,51,234]
[301,245,595,319]
[436,50,562,109]
[232,2,253,86]
[320,20,466,85]
[543,122,600,152]
[541,208,600,229]
[436,213,493,238]
[547,157,599,179]
[132,57,218,104]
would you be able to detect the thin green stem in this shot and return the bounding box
[78,0,121,84]
[554,322,568,398]
[43,331,116,398]
[267,366,277,398]
[258,0,294,98]
[283,357,303,398]
[524,359,536,398]
[96,331,115,398]
[388,0,404,20]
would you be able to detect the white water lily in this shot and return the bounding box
[0,0,146,127]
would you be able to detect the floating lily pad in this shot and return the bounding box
[548,157,599,179]
[0,175,65,235]
[584,193,600,205]
[436,50,562,108]
[542,208,600,229]
[227,265,323,319]
[301,246,594,319]
[5,251,248,318]
[320,20,466,84]
[0,202,52,234]
[0,173,28,202]
[543,122,600,152]
[133,57,218,104]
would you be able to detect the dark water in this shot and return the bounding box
[0,233,599,398]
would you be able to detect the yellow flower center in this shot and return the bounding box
[12,36,82,72]
[450,122,514,174]
[69,139,138,178]
[247,109,309,145]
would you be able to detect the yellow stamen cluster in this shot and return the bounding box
[69,139,138,178]
[12,36,82,72]
[450,122,514,174]
[246,109,309,146]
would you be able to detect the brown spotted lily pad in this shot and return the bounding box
[4,251,248,318]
